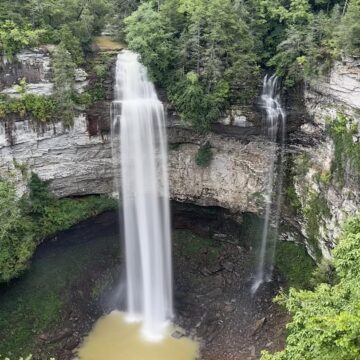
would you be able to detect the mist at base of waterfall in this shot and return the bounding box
[76,311,199,360]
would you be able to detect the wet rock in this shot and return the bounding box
[224,303,236,313]
[252,317,266,336]
[49,328,72,343]
[172,328,186,339]
[249,345,256,357]
[65,337,80,350]
[39,333,49,341]
[206,288,222,298]
[222,261,235,272]
[200,264,222,276]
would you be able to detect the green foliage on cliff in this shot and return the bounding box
[121,0,359,129]
[329,113,360,183]
[0,79,57,123]
[262,213,360,360]
[0,180,36,283]
[303,191,331,259]
[195,142,213,167]
[275,241,316,289]
[0,21,43,61]
[336,0,360,56]
[0,0,109,64]
[0,175,117,283]
[259,0,360,86]
[52,44,76,127]
[0,93,56,123]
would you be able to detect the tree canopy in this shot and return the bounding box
[120,0,359,129]
[0,0,359,130]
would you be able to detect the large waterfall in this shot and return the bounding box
[111,50,173,339]
[252,74,286,293]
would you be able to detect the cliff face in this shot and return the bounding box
[290,57,360,259]
[0,48,113,197]
[168,127,272,214]
[0,115,114,197]
[0,49,272,215]
[0,115,272,214]
[1,49,359,260]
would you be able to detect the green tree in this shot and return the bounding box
[262,213,360,360]
[0,180,35,282]
[125,1,176,83]
[59,25,84,65]
[124,0,258,131]
[336,0,360,56]
[52,44,76,128]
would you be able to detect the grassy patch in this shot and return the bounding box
[303,191,330,259]
[93,36,125,51]
[329,113,360,182]
[275,241,316,289]
[173,230,223,260]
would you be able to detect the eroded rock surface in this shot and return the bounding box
[289,57,360,258]
[0,116,273,215]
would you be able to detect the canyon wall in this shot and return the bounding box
[1,49,359,260]
[0,49,272,215]
[289,57,360,259]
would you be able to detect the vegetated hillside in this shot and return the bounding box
[121,0,360,130]
[0,1,359,359]
[1,0,359,132]
[262,213,360,360]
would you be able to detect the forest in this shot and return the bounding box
[0,0,359,359]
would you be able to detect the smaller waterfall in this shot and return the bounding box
[111,50,173,340]
[252,74,286,294]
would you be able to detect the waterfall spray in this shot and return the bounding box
[111,50,173,340]
[252,74,286,294]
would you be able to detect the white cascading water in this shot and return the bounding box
[252,74,286,294]
[111,50,173,340]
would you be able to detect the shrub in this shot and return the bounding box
[262,213,360,360]
[0,21,43,61]
[195,142,213,167]
[0,175,117,282]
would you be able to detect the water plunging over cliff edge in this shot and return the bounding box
[111,50,173,340]
[252,74,286,294]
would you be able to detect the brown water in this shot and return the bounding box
[77,311,199,360]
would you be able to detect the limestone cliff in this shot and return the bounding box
[0,113,273,214]
[289,57,360,259]
[0,49,272,215]
[1,48,359,261]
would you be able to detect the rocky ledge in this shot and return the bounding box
[0,114,273,215]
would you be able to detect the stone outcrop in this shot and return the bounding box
[0,48,52,92]
[0,115,114,197]
[0,47,89,97]
[0,114,273,215]
[308,57,360,110]
[168,127,273,213]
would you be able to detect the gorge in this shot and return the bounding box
[0,0,359,359]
